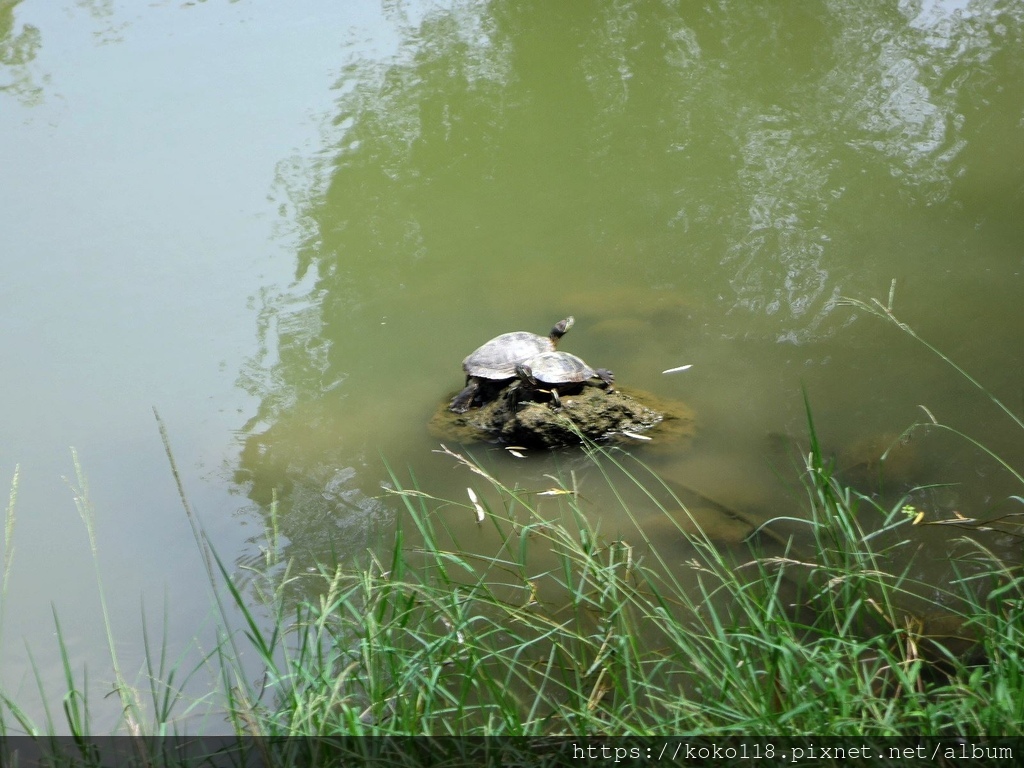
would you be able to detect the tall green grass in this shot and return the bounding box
[0,449,233,747]
[226,431,1021,738]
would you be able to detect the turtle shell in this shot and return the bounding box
[463,331,555,380]
[521,351,597,385]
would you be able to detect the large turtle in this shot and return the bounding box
[515,350,614,407]
[449,316,574,413]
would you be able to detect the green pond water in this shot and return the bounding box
[1,0,1022,733]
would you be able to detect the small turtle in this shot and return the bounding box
[515,351,614,408]
[449,317,574,413]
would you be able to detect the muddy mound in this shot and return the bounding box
[429,385,695,449]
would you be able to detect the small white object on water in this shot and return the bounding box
[438,615,465,644]
[620,431,652,441]
[505,446,527,458]
[467,487,485,523]
[662,364,693,374]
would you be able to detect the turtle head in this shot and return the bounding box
[515,362,538,386]
[596,368,615,391]
[550,316,575,343]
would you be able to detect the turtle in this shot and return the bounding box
[515,350,614,408]
[449,316,575,413]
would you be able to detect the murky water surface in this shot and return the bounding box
[1,0,1022,732]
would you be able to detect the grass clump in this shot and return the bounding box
[228,433,1023,739]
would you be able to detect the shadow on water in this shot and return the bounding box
[230,1,1024,602]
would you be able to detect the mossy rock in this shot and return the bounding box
[429,385,695,449]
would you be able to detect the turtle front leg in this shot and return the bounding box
[449,378,481,413]
[550,387,562,409]
[505,379,525,411]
